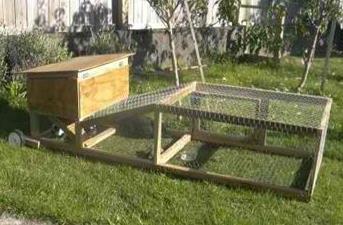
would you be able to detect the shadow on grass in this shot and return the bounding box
[0,98,30,140]
[290,158,313,189]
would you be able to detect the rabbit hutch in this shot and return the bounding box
[10,54,332,201]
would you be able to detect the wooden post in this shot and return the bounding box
[153,111,163,164]
[190,94,201,134]
[307,127,328,195]
[254,99,269,145]
[29,112,40,138]
[74,121,83,151]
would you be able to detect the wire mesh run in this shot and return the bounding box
[72,82,331,200]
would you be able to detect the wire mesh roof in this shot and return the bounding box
[84,82,331,130]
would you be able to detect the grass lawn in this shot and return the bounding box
[0,56,342,224]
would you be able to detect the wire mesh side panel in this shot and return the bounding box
[167,138,313,189]
[158,83,331,191]
[77,82,330,194]
[195,83,329,129]
[83,83,192,121]
[90,112,194,161]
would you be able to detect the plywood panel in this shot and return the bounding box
[24,53,133,74]
[4,0,16,27]
[79,66,129,118]
[15,0,28,28]
[27,76,79,119]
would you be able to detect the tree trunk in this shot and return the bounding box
[167,21,180,86]
[183,0,205,82]
[297,26,321,92]
[321,20,336,92]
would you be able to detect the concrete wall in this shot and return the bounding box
[66,27,230,70]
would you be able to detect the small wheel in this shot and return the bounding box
[8,130,25,147]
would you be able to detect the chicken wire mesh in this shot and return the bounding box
[81,82,330,191]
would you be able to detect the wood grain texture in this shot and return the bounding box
[15,0,27,28]
[59,0,69,30]
[4,0,16,27]
[27,76,79,119]
[160,134,191,164]
[83,127,116,148]
[49,0,59,28]
[153,111,163,164]
[79,66,129,118]
[27,0,38,28]
[0,0,4,25]
[37,0,49,27]
[23,53,134,74]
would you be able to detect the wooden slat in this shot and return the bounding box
[23,53,134,74]
[27,76,79,120]
[320,98,332,128]
[24,136,41,149]
[161,163,309,201]
[38,137,310,201]
[27,0,38,29]
[15,0,27,28]
[69,0,79,26]
[0,0,4,25]
[106,0,112,24]
[4,0,16,27]
[307,128,327,195]
[161,82,196,105]
[83,127,116,148]
[49,0,59,28]
[79,66,129,119]
[153,111,163,164]
[254,98,269,145]
[37,0,49,27]
[160,134,191,164]
[192,130,311,158]
[194,91,261,104]
[59,0,70,30]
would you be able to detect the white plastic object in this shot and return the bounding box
[180,152,197,162]
[51,125,65,137]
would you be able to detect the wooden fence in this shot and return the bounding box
[0,0,113,32]
[0,0,271,32]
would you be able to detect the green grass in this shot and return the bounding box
[0,56,343,224]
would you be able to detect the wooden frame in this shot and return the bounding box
[26,82,332,201]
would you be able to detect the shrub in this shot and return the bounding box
[88,29,132,54]
[6,31,71,74]
[0,81,26,108]
[0,31,71,107]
